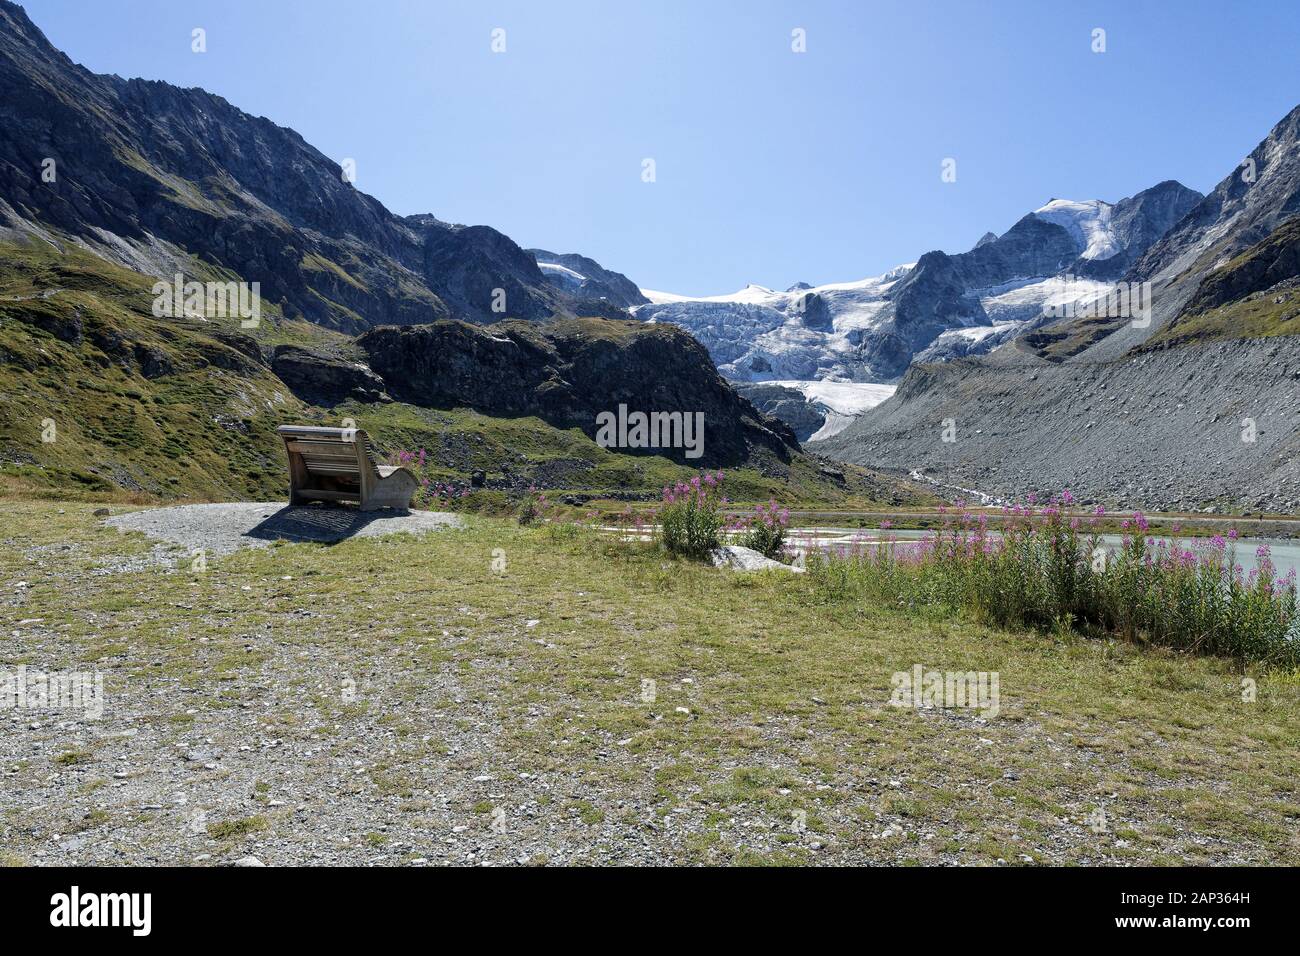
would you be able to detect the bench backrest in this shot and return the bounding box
[277,425,380,488]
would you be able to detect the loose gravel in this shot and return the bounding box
[104,503,462,557]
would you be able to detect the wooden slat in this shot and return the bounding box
[287,441,357,458]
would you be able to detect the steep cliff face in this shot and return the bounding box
[732,382,829,442]
[1131,107,1300,288]
[0,1,573,332]
[873,182,1203,375]
[356,318,800,468]
[1068,105,1300,363]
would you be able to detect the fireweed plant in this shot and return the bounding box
[657,471,727,559]
[808,494,1299,666]
[517,485,551,526]
[538,472,794,562]
[391,449,472,509]
[741,499,791,559]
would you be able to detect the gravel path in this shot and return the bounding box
[105,503,462,557]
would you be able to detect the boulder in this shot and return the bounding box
[271,345,390,408]
[709,545,805,573]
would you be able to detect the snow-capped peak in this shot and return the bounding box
[1032,198,1119,260]
[638,264,915,307]
[639,283,778,306]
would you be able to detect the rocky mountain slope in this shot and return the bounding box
[0,1,582,331]
[635,266,914,382]
[1,238,909,502]
[821,104,1300,513]
[862,181,1203,376]
[820,334,1300,513]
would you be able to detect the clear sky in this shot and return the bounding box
[19,0,1300,295]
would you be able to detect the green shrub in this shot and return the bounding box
[807,497,1299,666]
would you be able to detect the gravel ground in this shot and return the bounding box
[104,503,462,558]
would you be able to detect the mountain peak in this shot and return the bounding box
[1032,198,1119,260]
[1128,102,1300,288]
[528,249,648,309]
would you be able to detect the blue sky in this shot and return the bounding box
[21,0,1300,295]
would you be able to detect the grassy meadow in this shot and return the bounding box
[2,499,1298,865]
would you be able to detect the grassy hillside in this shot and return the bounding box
[0,240,925,508]
[1015,314,1128,363]
[1150,216,1300,348]
[0,240,310,500]
[2,499,1296,865]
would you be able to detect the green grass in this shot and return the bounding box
[4,498,1299,865]
[206,815,270,841]
[53,749,95,766]
[1154,284,1300,346]
[0,238,325,501]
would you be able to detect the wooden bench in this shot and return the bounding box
[276,425,418,511]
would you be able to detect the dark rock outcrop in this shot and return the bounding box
[1178,216,1300,316]
[357,318,799,467]
[271,346,390,407]
[733,382,828,442]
